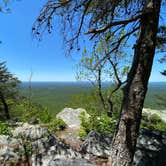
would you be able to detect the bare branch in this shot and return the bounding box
[108,57,121,85]
[93,27,139,70]
[97,68,107,109]
[66,0,93,44]
[85,15,141,35]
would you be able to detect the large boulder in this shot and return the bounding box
[56,108,89,129]
[133,129,166,166]
[80,131,112,158]
[80,129,166,166]
[0,123,82,166]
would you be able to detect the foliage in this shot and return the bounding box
[141,113,166,131]
[19,82,91,116]
[12,97,66,132]
[11,97,50,123]
[68,87,122,116]
[75,29,130,116]
[144,85,166,110]
[0,61,20,119]
[47,118,66,133]
[78,127,87,140]
[0,121,11,135]
[68,89,106,115]
[155,93,166,108]
[19,82,166,115]
[79,112,116,139]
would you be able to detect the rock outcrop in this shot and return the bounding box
[56,108,89,129]
[0,122,166,166]
[0,135,23,162]
[0,123,83,166]
[80,131,112,158]
[133,129,166,166]
[80,129,166,166]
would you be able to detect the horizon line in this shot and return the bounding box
[20,81,166,83]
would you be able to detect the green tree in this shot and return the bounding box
[33,0,162,165]
[76,32,129,117]
[0,61,20,120]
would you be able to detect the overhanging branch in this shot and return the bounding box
[85,15,141,35]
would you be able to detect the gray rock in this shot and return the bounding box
[12,123,49,140]
[0,124,81,166]
[80,129,166,166]
[31,134,81,166]
[0,135,23,162]
[80,131,112,158]
[48,158,96,166]
[1,122,165,166]
[56,108,89,129]
[133,129,166,166]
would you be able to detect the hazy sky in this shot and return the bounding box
[0,0,166,82]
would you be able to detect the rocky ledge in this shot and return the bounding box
[80,129,166,166]
[0,123,166,166]
[0,123,91,166]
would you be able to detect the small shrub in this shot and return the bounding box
[141,112,166,131]
[0,121,12,135]
[48,118,66,133]
[12,98,53,124]
[78,127,87,140]
[38,108,52,123]
[68,88,122,116]
[79,112,116,139]
[150,114,162,123]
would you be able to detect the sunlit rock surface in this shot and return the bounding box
[0,122,166,166]
[0,123,82,166]
[56,108,89,129]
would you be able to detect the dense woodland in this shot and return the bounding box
[0,0,166,166]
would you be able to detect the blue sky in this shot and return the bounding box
[0,0,165,82]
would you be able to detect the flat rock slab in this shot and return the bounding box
[56,108,89,129]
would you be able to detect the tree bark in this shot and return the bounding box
[108,0,161,166]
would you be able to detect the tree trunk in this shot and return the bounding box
[0,93,10,120]
[108,0,161,166]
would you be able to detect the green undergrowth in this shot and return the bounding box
[78,111,166,140]
[0,121,12,135]
[79,112,117,140]
[141,112,166,131]
[8,98,67,134]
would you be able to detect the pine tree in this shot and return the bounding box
[0,61,20,120]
